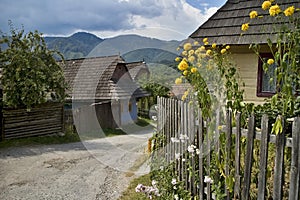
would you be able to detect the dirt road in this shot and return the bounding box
[0,130,153,200]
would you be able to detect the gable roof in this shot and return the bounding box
[126,61,150,80]
[189,0,300,45]
[63,55,149,100]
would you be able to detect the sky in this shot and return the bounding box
[0,0,226,41]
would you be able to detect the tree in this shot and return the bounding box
[0,24,66,109]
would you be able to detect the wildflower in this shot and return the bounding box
[212,43,217,49]
[191,67,197,73]
[182,94,187,101]
[175,57,181,62]
[269,4,281,16]
[218,125,223,130]
[183,43,192,51]
[152,180,157,186]
[188,49,195,56]
[199,46,206,51]
[221,48,227,54]
[204,176,214,184]
[206,49,212,56]
[174,194,179,200]
[193,41,199,45]
[175,153,181,160]
[171,178,177,185]
[151,116,157,121]
[183,70,188,76]
[187,144,196,153]
[181,50,187,56]
[175,78,182,85]
[284,6,295,17]
[188,55,195,63]
[178,59,189,71]
[267,58,274,65]
[196,148,200,155]
[249,10,258,19]
[226,45,230,50]
[203,38,208,43]
[262,1,272,10]
[241,23,249,31]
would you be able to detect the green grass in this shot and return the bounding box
[0,128,81,149]
[0,117,154,149]
[118,173,152,200]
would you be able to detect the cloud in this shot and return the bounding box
[0,0,219,40]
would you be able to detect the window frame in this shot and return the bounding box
[256,53,276,97]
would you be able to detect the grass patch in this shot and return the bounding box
[0,129,81,149]
[118,173,152,200]
[0,117,154,149]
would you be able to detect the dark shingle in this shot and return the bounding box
[189,0,300,45]
[63,55,149,100]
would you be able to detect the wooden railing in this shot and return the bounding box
[155,96,300,200]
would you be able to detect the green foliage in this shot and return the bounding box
[248,3,300,134]
[0,24,67,109]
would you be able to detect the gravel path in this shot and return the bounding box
[0,129,153,200]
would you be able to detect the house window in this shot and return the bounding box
[257,53,277,97]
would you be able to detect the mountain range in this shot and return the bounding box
[44,32,182,66]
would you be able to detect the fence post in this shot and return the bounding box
[198,108,204,200]
[289,117,300,200]
[273,117,285,200]
[0,87,3,141]
[225,110,232,199]
[257,114,270,200]
[242,114,255,200]
[234,112,241,199]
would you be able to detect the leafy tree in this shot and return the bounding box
[0,24,66,109]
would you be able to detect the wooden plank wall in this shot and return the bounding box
[156,96,300,199]
[2,103,64,139]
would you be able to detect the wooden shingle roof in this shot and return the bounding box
[126,61,150,80]
[63,55,149,100]
[189,0,300,45]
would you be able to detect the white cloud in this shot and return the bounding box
[0,0,219,40]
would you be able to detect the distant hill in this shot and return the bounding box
[44,32,103,59]
[122,48,178,69]
[88,34,181,58]
[45,32,182,64]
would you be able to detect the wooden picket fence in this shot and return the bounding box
[155,96,300,200]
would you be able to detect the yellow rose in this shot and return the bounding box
[284,6,295,16]
[262,1,272,10]
[267,58,275,65]
[188,55,195,62]
[226,45,230,50]
[249,10,258,19]
[199,46,206,51]
[193,41,199,45]
[178,59,189,71]
[241,23,249,31]
[188,49,195,56]
[206,49,212,56]
[183,43,192,51]
[269,4,281,16]
[203,38,208,43]
[204,42,209,45]
[183,70,188,76]
[221,49,227,54]
[182,94,187,101]
[212,43,217,49]
[175,78,182,85]
[191,67,197,73]
[181,51,187,56]
[175,57,181,62]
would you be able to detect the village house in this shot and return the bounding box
[189,0,300,104]
[63,55,149,131]
[126,61,150,81]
